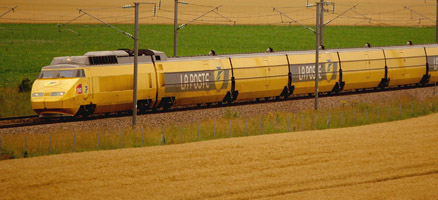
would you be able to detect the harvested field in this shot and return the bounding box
[0,0,435,26]
[1,113,438,199]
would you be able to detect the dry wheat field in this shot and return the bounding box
[1,113,438,199]
[0,0,435,26]
[1,0,438,199]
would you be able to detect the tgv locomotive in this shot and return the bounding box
[31,44,438,117]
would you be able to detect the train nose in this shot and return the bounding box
[31,93,45,110]
[31,92,65,112]
[31,79,78,116]
[44,92,65,109]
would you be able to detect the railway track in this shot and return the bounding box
[0,84,435,129]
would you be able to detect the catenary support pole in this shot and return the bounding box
[320,0,324,46]
[174,0,178,56]
[132,2,139,127]
[315,2,321,110]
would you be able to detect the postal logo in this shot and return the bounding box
[290,60,338,83]
[76,84,83,94]
[325,59,334,81]
[164,67,230,93]
[214,66,225,91]
[45,81,59,86]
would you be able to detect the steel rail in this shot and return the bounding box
[0,115,39,121]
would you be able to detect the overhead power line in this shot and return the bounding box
[0,6,17,19]
[273,7,315,33]
[77,8,134,39]
[325,4,360,26]
[404,6,435,23]
[178,5,236,28]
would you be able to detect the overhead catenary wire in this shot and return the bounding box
[178,5,233,29]
[75,6,126,11]
[0,3,436,27]
[77,8,134,39]
[63,13,86,25]
[404,6,435,23]
[351,9,371,20]
[324,4,360,26]
[273,7,315,33]
[211,11,236,25]
[183,2,218,8]
[0,6,17,19]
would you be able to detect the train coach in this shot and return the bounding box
[31,44,438,117]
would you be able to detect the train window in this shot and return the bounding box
[59,70,78,78]
[80,69,85,77]
[39,71,56,79]
[39,70,84,79]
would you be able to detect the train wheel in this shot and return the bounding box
[138,100,151,114]
[75,104,96,118]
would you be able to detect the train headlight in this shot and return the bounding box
[50,91,65,96]
[32,92,44,97]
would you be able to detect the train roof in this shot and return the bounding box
[42,43,438,69]
[165,43,438,62]
[44,49,167,69]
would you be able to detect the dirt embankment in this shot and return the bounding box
[1,112,438,199]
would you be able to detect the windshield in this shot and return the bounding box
[39,69,85,79]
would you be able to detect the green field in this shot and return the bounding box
[0,24,435,117]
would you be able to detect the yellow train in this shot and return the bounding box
[31,44,438,117]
